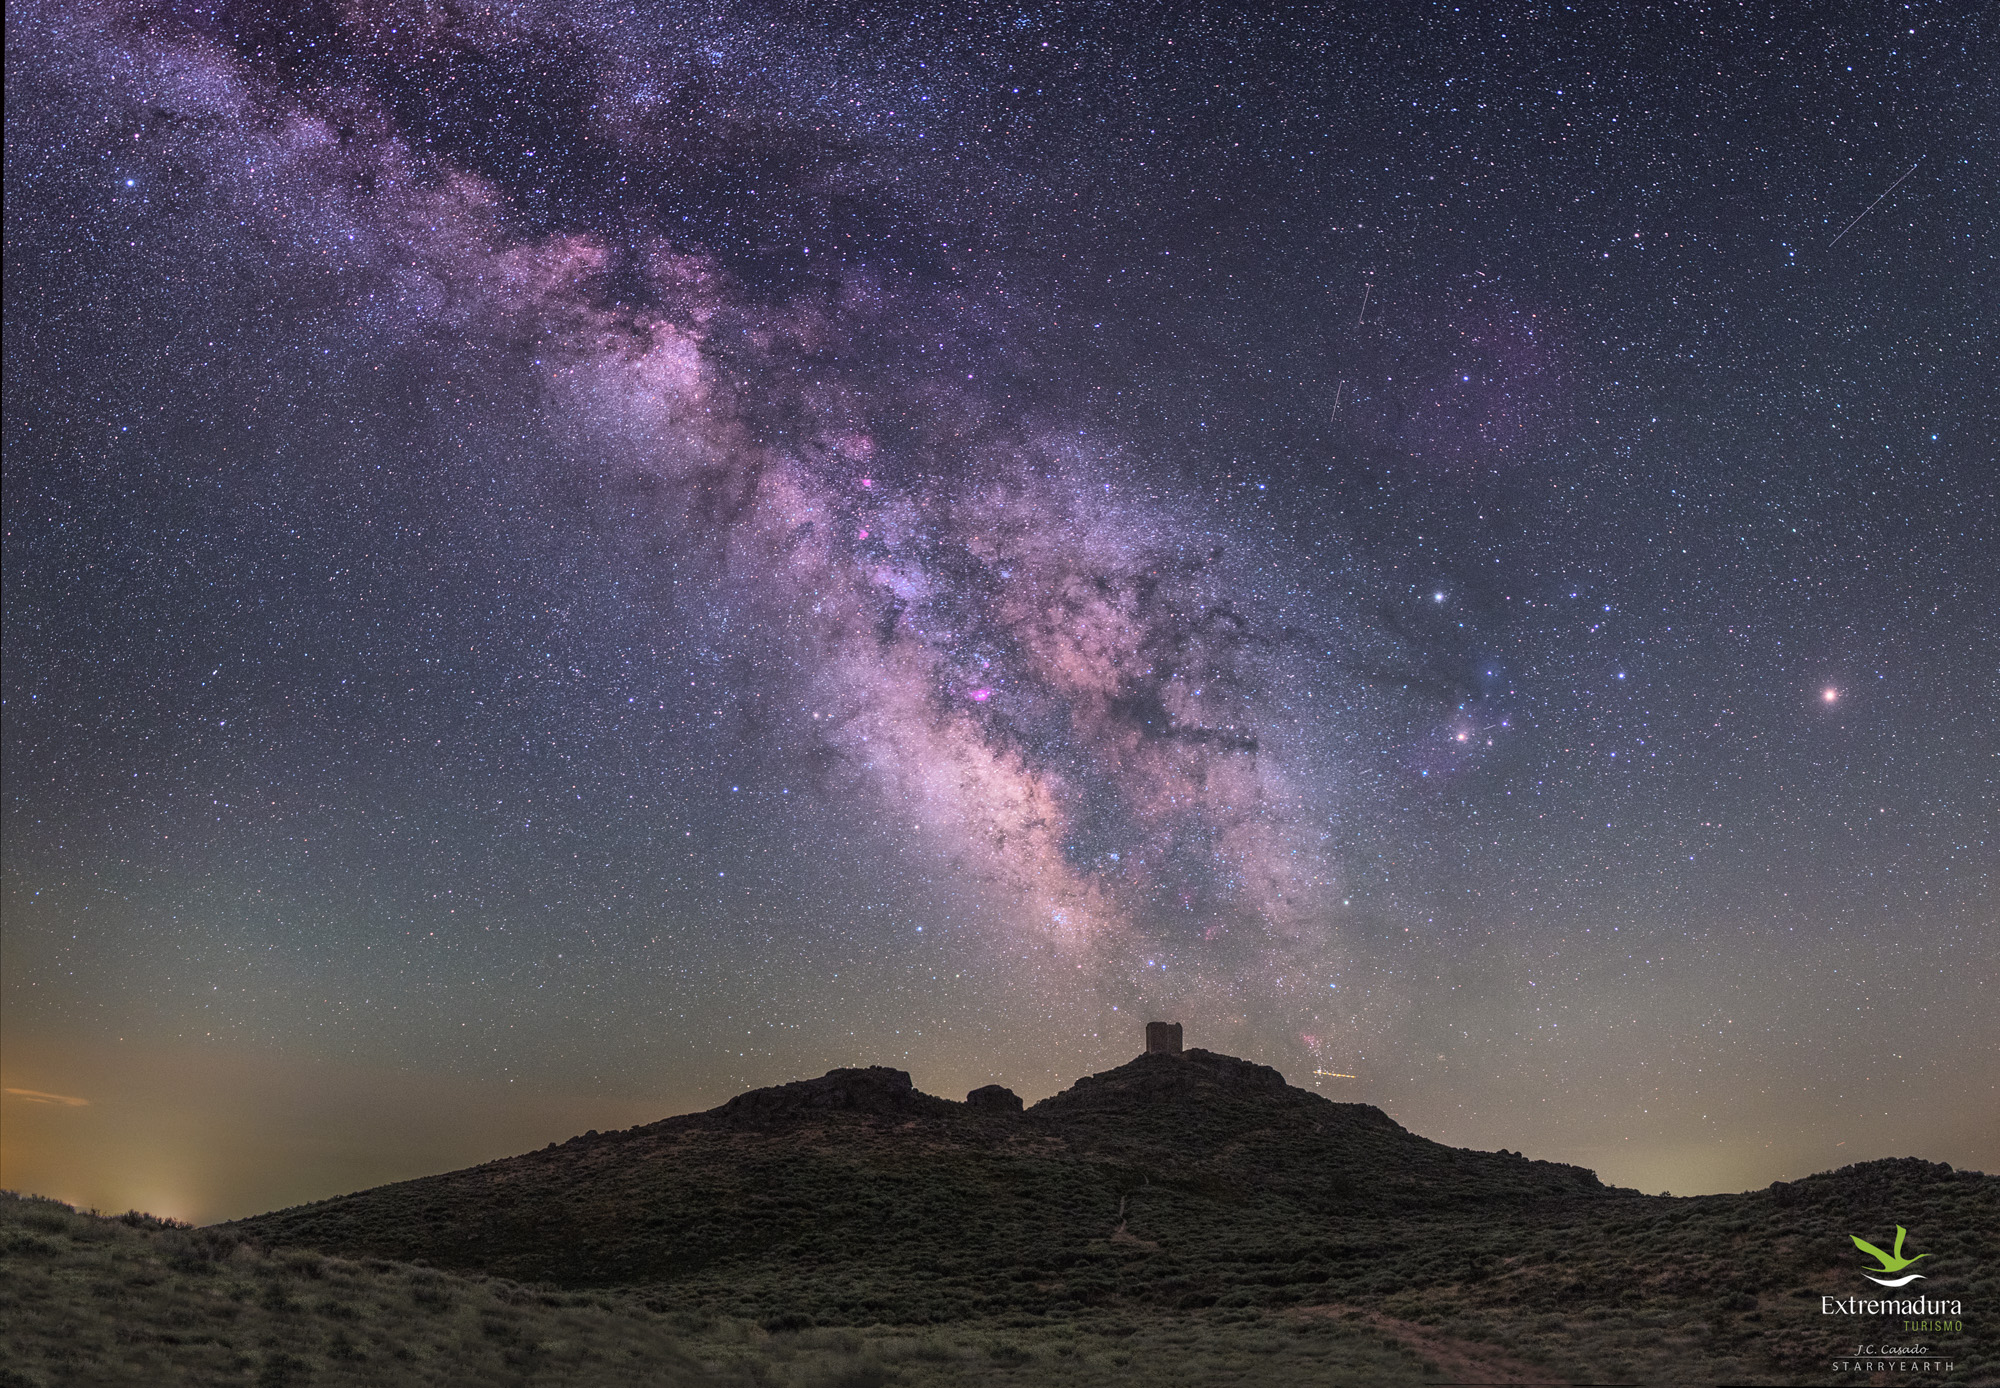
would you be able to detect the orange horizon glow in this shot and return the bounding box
[3,1087,90,1107]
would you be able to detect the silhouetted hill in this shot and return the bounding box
[220,1048,1997,1384]
[225,1050,1607,1302]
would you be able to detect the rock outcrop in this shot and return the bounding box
[716,1066,957,1126]
[965,1084,1023,1113]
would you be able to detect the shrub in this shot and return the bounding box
[278,1250,325,1279]
[903,1335,957,1362]
[255,1351,310,1388]
[815,1366,897,1388]
[410,1283,453,1311]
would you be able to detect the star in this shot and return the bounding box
[1,0,1984,1224]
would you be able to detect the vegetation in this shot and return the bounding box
[0,1192,1477,1386]
[6,1051,1995,1384]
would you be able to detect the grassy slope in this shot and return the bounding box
[0,1193,1438,1387]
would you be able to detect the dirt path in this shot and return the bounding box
[1293,1303,1567,1385]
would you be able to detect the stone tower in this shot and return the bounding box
[1145,1021,1183,1055]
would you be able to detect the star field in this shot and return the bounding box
[2,0,1993,1221]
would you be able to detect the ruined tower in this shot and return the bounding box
[1145,1021,1184,1055]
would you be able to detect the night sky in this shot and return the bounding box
[4,0,1994,1224]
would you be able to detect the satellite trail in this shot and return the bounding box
[1828,158,1923,246]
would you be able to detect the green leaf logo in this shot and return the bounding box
[1851,1225,1930,1287]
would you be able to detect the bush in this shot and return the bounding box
[411,1283,453,1311]
[986,1339,1032,1365]
[815,1366,897,1388]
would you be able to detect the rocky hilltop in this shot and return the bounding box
[227,1045,1612,1308]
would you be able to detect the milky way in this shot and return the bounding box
[4,0,1994,1217]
